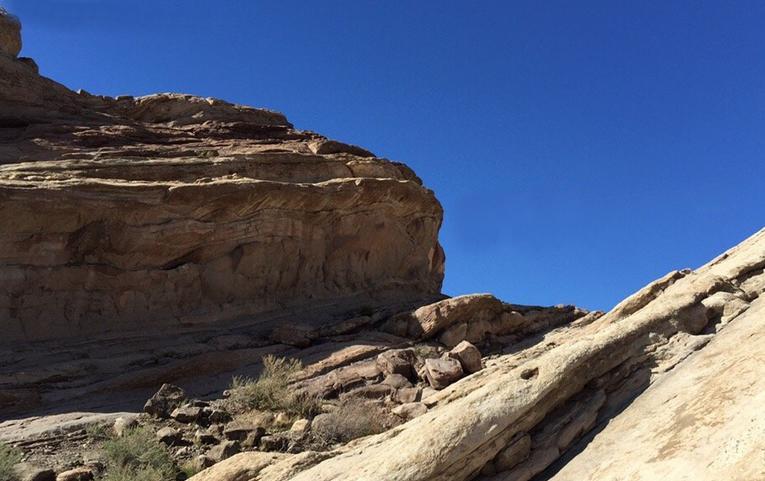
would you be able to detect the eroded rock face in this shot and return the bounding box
[0,20,444,342]
[0,9,21,58]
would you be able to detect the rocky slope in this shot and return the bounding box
[1,9,763,481]
[0,10,444,344]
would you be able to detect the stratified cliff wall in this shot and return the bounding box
[0,14,444,341]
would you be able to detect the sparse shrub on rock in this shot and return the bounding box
[102,427,177,481]
[0,442,22,481]
[226,355,321,417]
[311,402,401,446]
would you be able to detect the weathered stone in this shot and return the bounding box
[143,384,186,418]
[194,429,219,445]
[13,463,55,481]
[207,440,240,463]
[205,408,231,424]
[386,294,503,340]
[392,402,428,420]
[340,384,394,401]
[376,349,417,379]
[55,468,93,481]
[424,357,464,389]
[156,426,182,446]
[0,40,445,343]
[447,340,483,374]
[112,415,138,437]
[382,373,412,389]
[0,9,21,57]
[259,434,290,452]
[223,423,265,442]
[290,419,311,434]
[187,452,286,481]
[171,404,203,423]
[494,433,531,471]
[395,386,422,403]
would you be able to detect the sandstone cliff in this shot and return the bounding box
[1,9,763,481]
[0,12,444,343]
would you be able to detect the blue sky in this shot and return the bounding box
[5,1,764,311]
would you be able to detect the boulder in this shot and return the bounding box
[13,463,55,481]
[171,404,203,423]
[156,426,182,446]
[395,387,422,404]
[55,468,93,481]
[424,357,464,389]
[376,349,417,379]
[112,415,138,437]
[194,429,219,445]
[290,419,311,434]
[447,340,483,374]
[381,373,412,389]
[207,440,240,463]
[144,384,186,418]
[223,423,265,442]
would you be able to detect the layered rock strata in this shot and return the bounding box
[203,227,764,481]
[0,13,444,342]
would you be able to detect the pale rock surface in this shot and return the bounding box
[548,294,765,481]
[188,452,287,481]
[216,228,765,481]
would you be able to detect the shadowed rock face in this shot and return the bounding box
[0,21,445,342]
[0,9,21,58]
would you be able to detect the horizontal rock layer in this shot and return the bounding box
[0,46,444,342]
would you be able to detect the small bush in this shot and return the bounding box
[102,427,176,481]
[227,355,321,417]
[311,402,400,447]
[178,460,202,480]
[0,442,22,481]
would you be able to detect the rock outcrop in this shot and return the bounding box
[197,227,764,481]
[0,8,21,58]
[2,10,763,481]
[0,17,444,343]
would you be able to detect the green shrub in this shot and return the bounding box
[227,355,321,417]
[102,427,176,481]
[0,442,22,481]
[178,460,203,480]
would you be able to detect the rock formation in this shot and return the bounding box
[0,9,444,343]
[1,9,763,481]
[190,227,764,481]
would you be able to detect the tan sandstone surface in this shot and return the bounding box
[188,227,764,481]
[0,11,444,343]
[2,9,764,481]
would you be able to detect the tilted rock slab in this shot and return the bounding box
[209,227,764,481]
[0,20,444,342]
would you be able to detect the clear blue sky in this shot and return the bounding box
[5,0,764,311]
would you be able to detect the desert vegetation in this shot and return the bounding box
[226,355,321,417]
